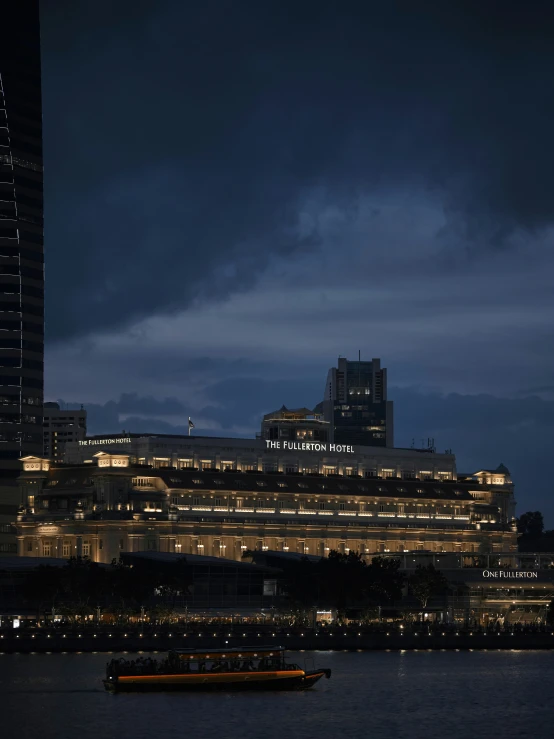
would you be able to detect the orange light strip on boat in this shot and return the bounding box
[118,670,306,681]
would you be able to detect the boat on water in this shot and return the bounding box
[103,645,331,692]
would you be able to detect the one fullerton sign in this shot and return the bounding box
[482,570,538,579]
[265,440,355,453]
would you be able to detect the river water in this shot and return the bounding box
[2,650,553,739]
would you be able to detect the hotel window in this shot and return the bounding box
[263,463,278,473]
[27,540,33,552]
[243,464,257,472]
[201,460,214,470]
[345,467,357,476]
[178,459,193,469]
[339,502,346,511]
[62,542,70,557]
[27,495,35,508]
[193,496,200,505]
[99,540,103,550]
[382,469,394,479]
[364,469,377,478]
[236,498,243,508]
[303,466,318,475]
[171,496,179,504]
[397,504,405,514]
[222,461,236,471]
[278,500,285,509]
[379,504,385,512]
[285,465,298,474]
[319,502,325,510]
[153,458,170,468]
[43,541,51,556]
[215,497,222,507]
[41,499,49,508]
[82,541,90,557]
[323,466,338,476]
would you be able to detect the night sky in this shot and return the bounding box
[40,2,554,521]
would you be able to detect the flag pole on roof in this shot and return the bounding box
[188,417,194,436]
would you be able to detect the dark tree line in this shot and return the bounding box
[17,556,192,622]
[271,551,448,615]
[517,511,554,552]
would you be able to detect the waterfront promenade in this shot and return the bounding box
[2,624,554,653]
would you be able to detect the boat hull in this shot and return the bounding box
[103,669,331,693]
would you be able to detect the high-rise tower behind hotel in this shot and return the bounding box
[0,1,44,552]
[321,357,393,448]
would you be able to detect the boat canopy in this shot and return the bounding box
[170,645,285,660]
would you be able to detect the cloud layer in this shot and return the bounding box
[42,1,554,339]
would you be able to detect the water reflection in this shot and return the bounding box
[2,651,553,739]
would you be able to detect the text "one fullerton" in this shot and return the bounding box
[265,440,354,453]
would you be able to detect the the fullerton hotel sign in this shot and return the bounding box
[265,440,355,453]
[79,437,132,446]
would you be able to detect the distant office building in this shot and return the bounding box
[43,403,87,463]
[0,1,44,554]
[320,357,393,448]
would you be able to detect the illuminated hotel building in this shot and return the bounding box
[14,424,516,561]
[0,1,44,554]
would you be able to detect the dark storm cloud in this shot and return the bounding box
[40,0,554,340]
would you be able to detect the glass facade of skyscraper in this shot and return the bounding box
[0,0,44,483]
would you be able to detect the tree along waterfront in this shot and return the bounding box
[2,552,456,625]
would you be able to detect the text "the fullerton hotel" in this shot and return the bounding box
[265,440,355,453]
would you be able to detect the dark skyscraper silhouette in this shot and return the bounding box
[0,0,44,549]
[321,357,394,448]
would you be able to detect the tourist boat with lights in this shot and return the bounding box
[103,645,331,692]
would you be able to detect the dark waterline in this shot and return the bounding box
[3,651,553,739]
